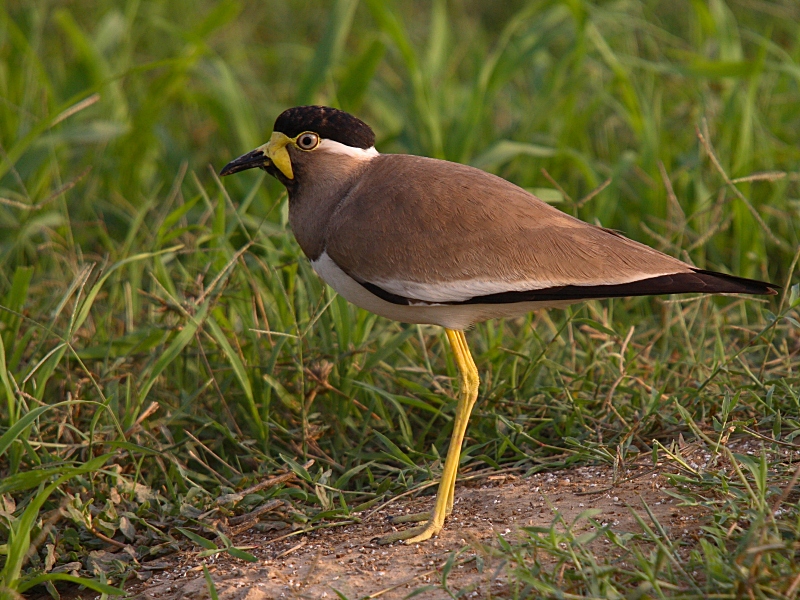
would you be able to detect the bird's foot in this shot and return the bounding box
[375,516,444,545]
[388,511,430,525]
[377,491,455,543]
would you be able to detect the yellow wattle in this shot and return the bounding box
[265,131,294,179]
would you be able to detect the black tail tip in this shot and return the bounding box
[693,269,780,296]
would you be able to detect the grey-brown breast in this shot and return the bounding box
[286,145,374,262]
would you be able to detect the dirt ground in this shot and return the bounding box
[125,457,705,600]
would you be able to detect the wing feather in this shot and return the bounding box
[326,155,690,294]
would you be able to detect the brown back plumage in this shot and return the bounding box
[324,155,688,286]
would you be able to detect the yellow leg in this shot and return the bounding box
[446,329,479,513]
[377,329,480,544]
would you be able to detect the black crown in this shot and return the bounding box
[273,106,376,150]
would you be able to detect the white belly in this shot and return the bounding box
[311,252,574,330]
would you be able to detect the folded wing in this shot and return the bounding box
[324,155,777,305]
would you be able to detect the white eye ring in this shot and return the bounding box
[296,132,320,150]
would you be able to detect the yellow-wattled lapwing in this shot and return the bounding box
[221,105,777,544]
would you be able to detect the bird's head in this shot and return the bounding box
[219,106,377,187]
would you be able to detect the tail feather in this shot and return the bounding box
[689,269,779,296]
[359,269,779,307]
[455,269,779,305]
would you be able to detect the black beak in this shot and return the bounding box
[219,148,270,176]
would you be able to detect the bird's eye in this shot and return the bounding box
[296,132,320,150]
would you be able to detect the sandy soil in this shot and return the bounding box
[125,458,705,600]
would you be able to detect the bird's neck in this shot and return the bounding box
[288,160,372,261]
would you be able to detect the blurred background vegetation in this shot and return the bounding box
[0,0,798,596]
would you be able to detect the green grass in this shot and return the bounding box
[0,0,799,597]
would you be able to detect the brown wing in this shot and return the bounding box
[324,155,703,298]
[324,154,776,303]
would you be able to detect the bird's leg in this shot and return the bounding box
[390,354,475,524]
[377,328,479,544]
[445,329,478,515]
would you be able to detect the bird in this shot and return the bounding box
[220,105,777,544]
